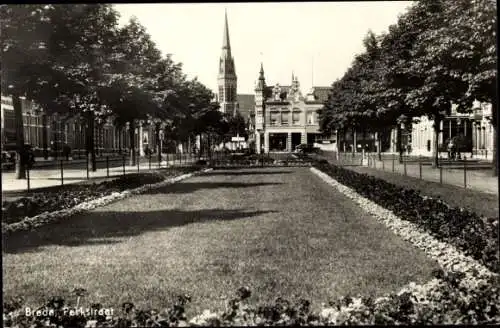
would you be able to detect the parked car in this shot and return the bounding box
[2,144,35,170]
[294,143,318,154]
[2,150,16,170]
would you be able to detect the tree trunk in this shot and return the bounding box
[88,112,97,171]
[397,124,404,163]
[13,94,26,179]
[42,113,48,159]
[432,116,441,168]
[492,97,498,176]
[351,127,356,157]
[118,127,122,154]
[492,124,497,177]
[362,128,367,152]
[208,132,212,161]
[94,126,99,157]
[342,129,346,153]
[156,123,162,164]
[198,134,202,160]
[129,120,136,166]
[376,130,382,161]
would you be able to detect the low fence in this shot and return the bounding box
[316,151,495,192]
[13,153,199,192]
[5,151,314,193]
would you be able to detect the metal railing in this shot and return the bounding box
[8,153,199,192]
[313,151,496,192]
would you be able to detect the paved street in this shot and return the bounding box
[3,167,437,315]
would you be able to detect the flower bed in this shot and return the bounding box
[310,158,499,274]
[2,167,205,234]
[211,154,276,166]
[3,272,499,327]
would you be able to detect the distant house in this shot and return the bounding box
[252,66,333,153]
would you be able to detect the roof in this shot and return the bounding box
[311,87,331,103]
[264,85,291,102]
[237,94,255,121]
[265,85,291,94]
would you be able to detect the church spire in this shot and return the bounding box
[218,9,237,115]
[255,62,266,91]
[222,9,231,56]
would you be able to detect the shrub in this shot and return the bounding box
[4,274,499,327]
[309,157,499,273]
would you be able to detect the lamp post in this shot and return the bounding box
[457,118,462,159]
[149,115,164,165]
[51,112,60,160]
[81,97,98,171]
[397,115,408,163]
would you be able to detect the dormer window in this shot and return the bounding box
[273,84,282,100]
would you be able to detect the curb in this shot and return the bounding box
[2,168,213,234]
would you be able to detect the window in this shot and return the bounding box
[270,112,279,126]
[219,86,224,101]
[307,112,314,125]
[281,111,289,125]
[292,111,300,125]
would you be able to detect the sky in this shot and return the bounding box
[114,1,414,95]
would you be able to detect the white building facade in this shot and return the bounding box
[408,101,494,159]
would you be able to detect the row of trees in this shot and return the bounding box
[318,0,497,175]
[1,4,246,179]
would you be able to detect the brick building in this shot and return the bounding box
[1,94,165,158]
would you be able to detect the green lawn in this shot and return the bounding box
[3,167,438,317]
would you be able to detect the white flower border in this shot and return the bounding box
[189,167,500,326]
[3,168,213,234]
[310,167,496,279]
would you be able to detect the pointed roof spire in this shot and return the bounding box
[222,9,231,53]
[255,62,266,91]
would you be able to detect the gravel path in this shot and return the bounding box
[3,167,438,315]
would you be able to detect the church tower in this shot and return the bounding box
[218,10,238,116]
[254,62,266,153]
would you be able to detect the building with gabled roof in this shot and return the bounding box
[252,64,334,153]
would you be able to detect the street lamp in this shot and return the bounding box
[33,104,45,157]
[147,115,164,163]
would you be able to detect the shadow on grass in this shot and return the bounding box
[143,181,284,195]
[3,208,276,254]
